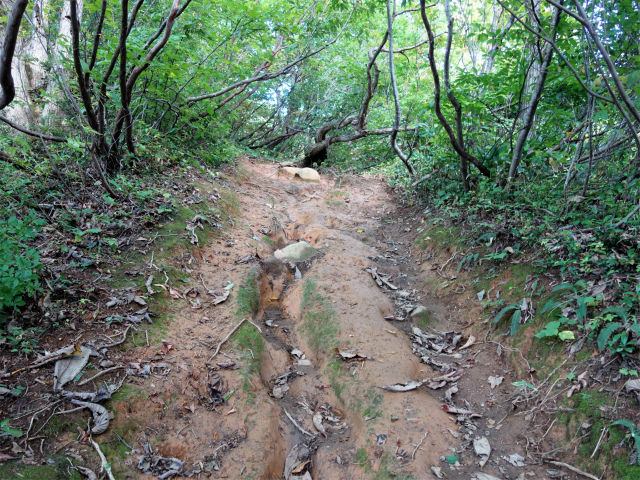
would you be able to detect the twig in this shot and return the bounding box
[146,274,155,294]
[611,203,640,228]
[77,366,124,386]
[55,406,87,415]
[206,318,260,364]
[411,431,429,460]
[544,460,600,480]
[200,273,215,295]
[541,418,557,439]
[115,432,140,453]
[90,439,116,480]
[283,408,316,438]
[101,326,132,348]
[591,427,607,458]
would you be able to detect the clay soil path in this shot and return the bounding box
[113,159,557,480]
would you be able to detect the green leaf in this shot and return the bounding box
[552,282,576,293]
[494,303,519,324]
[510,310,521,336]
[597,322,622,351]
[612,419,637,432]
[540,300,562,315]
[576,297,587,322]
[602,306,629,323]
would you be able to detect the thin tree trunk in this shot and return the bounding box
[387,0,416,176]
[507,1,563,180]
[443,0,468,190]
[419,0,491,178]
[0,0,29,110]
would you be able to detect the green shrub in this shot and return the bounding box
[0,211,45,314]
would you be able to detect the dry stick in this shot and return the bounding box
[411,431,429,460]
[101,326,132,348]
[91,439,116,480]
[283,408,316,438]
[205,318,257,364]
[77,366,124,386]
[591,427,608,458]
[544,460,600,480]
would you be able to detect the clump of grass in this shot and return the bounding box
[232,272,265,398]
[329,190,350,198]
[219,188,241,217]
[234,272,260,319]
[301,278,339,353]
[326,198,345,208]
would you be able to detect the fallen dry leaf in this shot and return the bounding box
[379,381,422,392]
[442,404,483,417]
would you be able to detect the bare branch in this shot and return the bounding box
[508,1,563,180]
[496,0,613,104]
[0,115,67,142]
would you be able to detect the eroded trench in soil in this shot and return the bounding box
[109,162,555,480]
[189,165,457,480]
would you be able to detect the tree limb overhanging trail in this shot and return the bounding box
[183,1,358,107]
[301,31,390,168]
[0,115,67,142]
[419,0,491,179]
[0,0,29,110]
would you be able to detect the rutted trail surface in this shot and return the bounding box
[116,159,553,479]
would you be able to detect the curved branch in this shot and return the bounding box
[443,0,467,189]
[496,0,612,104]
[0,115,67,142]
[185,1,357,105]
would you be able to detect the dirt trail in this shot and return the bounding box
[114,159,560,479]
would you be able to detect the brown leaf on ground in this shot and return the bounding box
[161,340,175,355]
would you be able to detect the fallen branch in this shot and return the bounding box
[411,431,429,460]
[90,439,116,480]
[205,318,261,364]
[543,460,600,480]
[77,366,124,386]
[100,326,132,348]
[283,408,316,438]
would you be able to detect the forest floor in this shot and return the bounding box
[0,158,631,480]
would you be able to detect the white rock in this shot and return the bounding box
[274,241,316,262]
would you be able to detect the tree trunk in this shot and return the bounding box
[42,0,84,121]
[2,0,49,122]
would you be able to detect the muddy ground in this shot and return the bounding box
[1,159,601,479]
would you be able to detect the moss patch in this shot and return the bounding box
[557,390,640,479]
[0,456,83,480]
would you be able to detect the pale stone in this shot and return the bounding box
[274,241,316,262]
